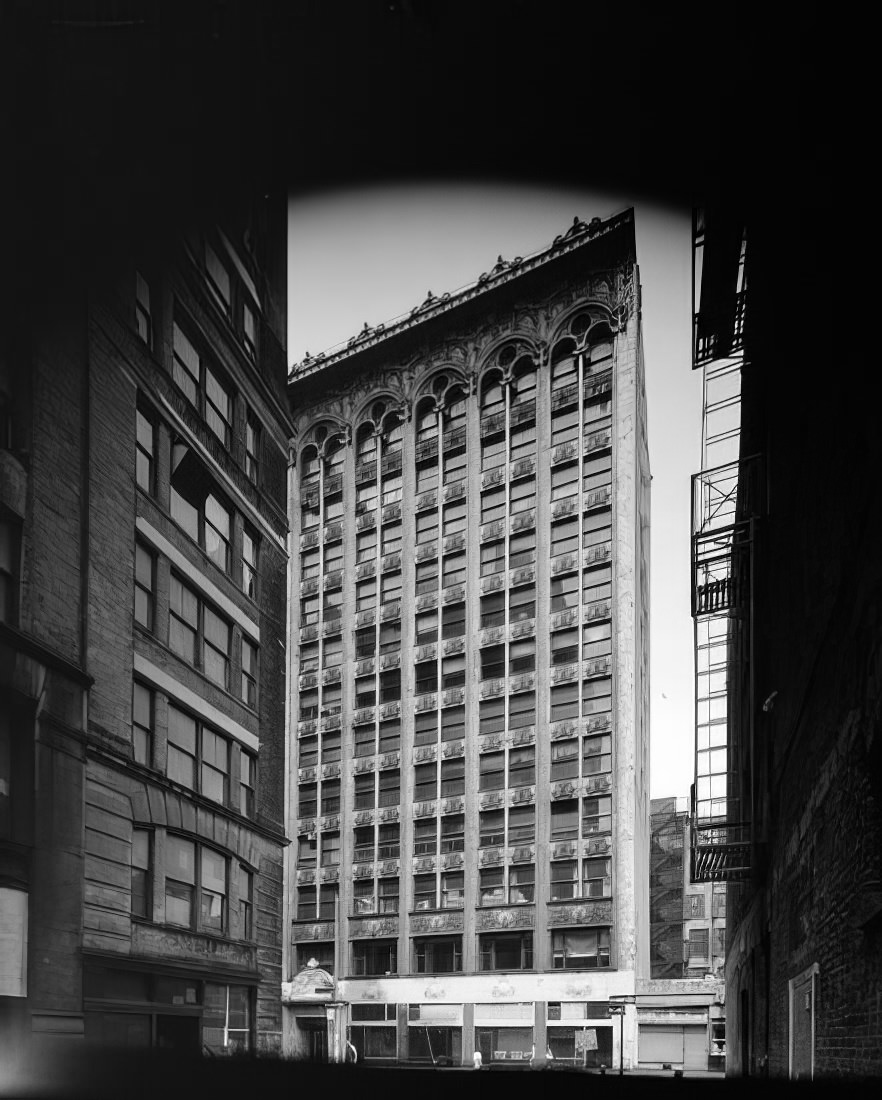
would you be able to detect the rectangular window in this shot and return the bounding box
[481,644,505,682]
[415,559,438,595]
[134,542,155,632]
[551,740,579,781]
[479,698,505,735]
[551,574,578,613]
[354,626,376,659]
[242,526,258,600]
[241,637,258,708]
[414,936,462,974]
[479,868,504,905]
[243,302,256,359]
[170,454,232,573]
[550,860,578,901]
[508,805,535,844]
[582,678,612,717]
[354,825,374,862]
[441,602,465,639]
[413,817,437,856]
[200,727,229,804]
[135,408,155,493]
[202,604,231,688]
[583,621,612,659]
[378,769,399,808]
[508,640,535,676]
[320,779,340,815]
[479,932,532,971]
[165,835,227,935]
[351,940,397,977]
[414,660,437,696]
[167,706,197,790]
[239,750,255,818]
[378,876,399,915]
[440,760,465,798]
[583,733,612,775]
[551,630,579,666]
[582,795,612,835]
[0,516,21,625]
[551,519,579,557]
[412,713,437,749]
[479,810,504,848]
[442,554,466,589]
[413,873,436,911]
[552,928,610,969]
[321,832,340,867]
[354,773,375,811]
[480,540,505,576]
[353,878,375,915]
[414,763,437,803]
[172,322,200,405]
[296,886,316,920]
[583,857,611,898]
[508,747,535,787]
[440,813,464,853]
[318,884,336,920]
[354,724,375,757]
[508,477,535,513]
[481,488,505,525]
[509,693,535,730]
[378,823,400,860]
[508,533,534,569]
[245,414,261,485]
[297,784,317,818]
[550,799,579,841]
[172,323,233,447]
[550,682,579,723]
[480,592,505,629]
[379,668,401,704]
[205,242,232,314]
[479,752,504,791]
[509,586,535,623]
[131,828,152,919]
[509,863,534,904]
[135,272,152,347]
[238,864,253,940]
[416,512,438,545]
[415,610,438,646]
[132,681,153,766]
[441,870,464,909]
[440,707,465,742]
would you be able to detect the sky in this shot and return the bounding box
[287,181,701,800]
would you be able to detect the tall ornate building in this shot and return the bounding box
[1,195,291,1063]
[283,209,651,1068]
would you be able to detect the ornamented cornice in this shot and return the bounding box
[290,210,634,380]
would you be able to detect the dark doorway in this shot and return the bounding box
[156,1014,200,1051]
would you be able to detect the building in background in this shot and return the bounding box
[637,796,725,1072]
[1,195,291,1063]
[689,206,882,1079]
[283,209,651,1068]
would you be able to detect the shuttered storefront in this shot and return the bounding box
[638,1024,707,1069]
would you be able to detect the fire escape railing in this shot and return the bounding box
[689,209,758,884]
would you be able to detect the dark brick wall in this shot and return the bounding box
[725,216,882,1078]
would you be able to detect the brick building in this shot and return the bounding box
[283,209,651,1068]
[638,796,725,1072]
[689,206,882,1078]
[1,196,291,1062]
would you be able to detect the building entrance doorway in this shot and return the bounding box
[299,1018,328,1062]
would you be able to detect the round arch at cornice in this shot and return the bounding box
[352,391,407,435]
[296,416,350,458]
[412,366,469,412]
[547,300,616,352]
[475,332,541,393]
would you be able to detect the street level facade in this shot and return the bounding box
[1,197,291,1060]
[283,210,651,1068]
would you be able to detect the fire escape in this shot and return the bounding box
[689,208,759,883]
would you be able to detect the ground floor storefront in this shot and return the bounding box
[282,970,635,1068]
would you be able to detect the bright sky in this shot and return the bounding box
[287,181,701,801]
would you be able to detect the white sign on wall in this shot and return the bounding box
[0,888,28,997]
